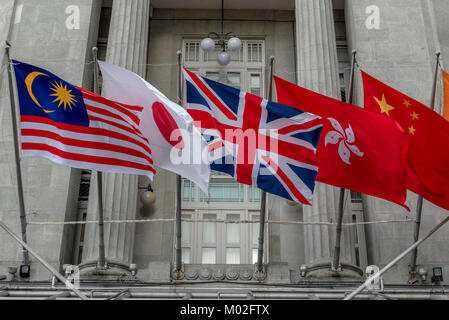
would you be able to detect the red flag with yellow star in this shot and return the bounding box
[362,71,449,212]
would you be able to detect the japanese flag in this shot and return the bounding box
[98,61,210,193]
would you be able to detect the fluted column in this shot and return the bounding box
[295,0,355,270]
[82,0,150,268]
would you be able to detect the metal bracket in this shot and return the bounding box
[171,264,185,280]
[253,264,267,282]
[331,263,342,273]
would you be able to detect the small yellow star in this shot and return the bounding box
[411,111,419,120]
[374,94,395,117]
[404,100,411,108]
[408,126,416,135]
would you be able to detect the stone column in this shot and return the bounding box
[81,0,150,272]
[295,0,358,279]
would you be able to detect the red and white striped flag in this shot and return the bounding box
[13,60,155,178]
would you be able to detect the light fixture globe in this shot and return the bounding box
[227,37,242,52]
[217,51,231,66]
[140,189,156,207]
[200,37,215,52]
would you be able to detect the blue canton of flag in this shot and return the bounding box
[184,69,323,205]
[12,60,155,178]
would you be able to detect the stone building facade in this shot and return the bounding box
[0,0,448,293]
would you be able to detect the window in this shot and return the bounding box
[182,210,265,264]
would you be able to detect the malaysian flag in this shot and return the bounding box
[12,60,155,178]
[184,69,322,204]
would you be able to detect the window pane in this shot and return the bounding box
[183,180,194,202]
[185,42,199,62]
[252,215,260,246]
[202,248,216,264]
[205,44,222,61]
[226,248,240,264]
[226,214,240,244]
[200,181,244,202]
[250,74,260,87]
[229,45,244,62]
[181,214,191,245]
[250,73,261,97]
[252,248,258,264]
[227,72,241,89]
[182,248,191,264]
[202,214,216,244]
[205,72,220,82]
[248,43,262,63]
[248,186,261,202]
[350,191,362,203]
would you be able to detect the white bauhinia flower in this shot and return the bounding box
[324,118,364,165]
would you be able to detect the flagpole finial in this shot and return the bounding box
[352,49,357,55]
[436,51,441,57]
[269,56,275,62]
[5,40,11,50]
[92,47,98,58]
[176,50,182,56]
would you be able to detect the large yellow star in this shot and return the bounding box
[408,126,416,135]
[49,81,77,111]
[411,111,419,120]
[374,94,395,117]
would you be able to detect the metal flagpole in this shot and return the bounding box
[174,50,183,274]
[332,49,357,271]
[0,220,89,300]
[345,215,449,300]
[409,51,440,278]
[256,56,275,274]
[4,41,30,266]
[92,47,106,269]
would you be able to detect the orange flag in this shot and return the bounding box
[362,71,449,212]
[443,69,449,121]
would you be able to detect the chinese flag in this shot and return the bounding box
[443,69,449,122]
[274,76,409,209]
[362,71,449,212]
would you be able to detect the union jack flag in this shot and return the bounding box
[184,69,323,205]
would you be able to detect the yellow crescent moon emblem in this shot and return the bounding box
[25,71,56,113]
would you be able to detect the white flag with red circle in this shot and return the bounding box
[98,61,210,193]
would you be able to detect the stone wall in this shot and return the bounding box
[0,0,101,280]
[345,0,449,283]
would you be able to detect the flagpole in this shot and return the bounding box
[331,49,357,272]
[409,51,441,280]
[256,56,275,275]
[0,220,89,299]
[4,41,30,267]
[345,215,449,300]
[174,50,183,275]
[92,47,107,269]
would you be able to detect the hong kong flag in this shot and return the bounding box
[362,71,449,212]
[274,76,409,209]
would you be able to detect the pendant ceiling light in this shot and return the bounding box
[200,0,242,66]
